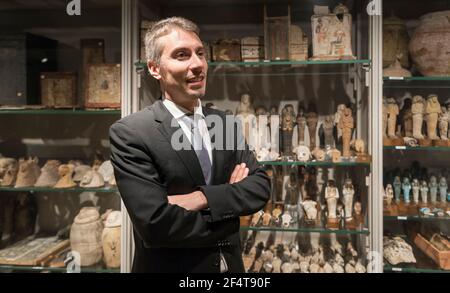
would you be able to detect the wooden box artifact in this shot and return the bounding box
[264,5,290,61]
[414,233,450,270]
[310,4,355,61]
[40,72,77,108]
[81,39,105,69]
[0,236,69,266]
[241,37,264,62]
[0,33,57,105]
[212,39,241,62]
[289,25,308,61]
[85,64,121,109]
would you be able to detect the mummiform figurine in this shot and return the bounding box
[439,177,448,205]
[420,180,429,205]
[411,95,425,140]
[342,178,355,223]
[386,98,399,139]
[429,176,438,204]
[385,184,394,206]
[296,106,307,145]
[425,95,441,140]
[325,180,339,228]
[393,176,402,202]
[402,177,411,204]
[338,107,354,157]
[438,106,449,140]
[412,179,420,205]
[306,106,319,149]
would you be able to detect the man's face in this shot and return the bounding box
[150,29,208,102]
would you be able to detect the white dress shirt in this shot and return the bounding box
[162,98,213,163]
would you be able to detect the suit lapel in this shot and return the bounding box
[154,100,206,186]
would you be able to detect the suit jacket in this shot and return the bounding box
[109,99,271,273]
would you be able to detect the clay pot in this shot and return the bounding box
[102,211,121,269]
[70,207,103,266]
[383,16,410,68]
[409,11,450,76]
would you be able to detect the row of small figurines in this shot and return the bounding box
[0,156,116,189]
[257,140,367,163]
[242,238,366,273]
[383,95,450,145]
[249,179,363,229]
[384,176,449,206]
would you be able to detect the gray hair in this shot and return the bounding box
[144,17,200,65]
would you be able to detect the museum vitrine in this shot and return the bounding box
[0,0,123,273]
[382,0,450,273]
[129,0,381,273]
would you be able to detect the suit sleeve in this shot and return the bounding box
[110,121,236,248]
[199,120,271,222]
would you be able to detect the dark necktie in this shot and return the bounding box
[183,113,212,185]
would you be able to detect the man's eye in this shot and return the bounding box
[176,52,188,59]
[197,50,205,57]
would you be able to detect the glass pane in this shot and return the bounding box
[0,0,122,273]
[382,0,450,273]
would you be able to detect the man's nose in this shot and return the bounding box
[189,53,205,72]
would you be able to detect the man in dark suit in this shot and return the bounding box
[109,17,271,273]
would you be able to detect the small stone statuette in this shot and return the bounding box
[425,95,441,140]
[439,177,448,205]
[412,179,420,205]
[306,106,319,149]
[386,98,399,139]
[393,176,402,202]
[420,180,429,205]
[342,178,355,227]
[402,177,411,204]
[325,180,340,229]
[429,176,438,205]
[412,95,425,140]
[438,106,449,141]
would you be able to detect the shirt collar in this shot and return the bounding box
[162,97,205,120]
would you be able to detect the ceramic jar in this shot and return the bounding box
[102,211,121,269]
[409,10,450,76]
[70,207,103,266]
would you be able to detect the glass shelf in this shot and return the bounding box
[384,146,450,152]
[384,215,450,222]
[259,161,370,167]
[136,59,370,77]
[0,187,118,193]
[240,226,370,235]
[383,76,450,81]
[0,108,121,115]
[383,76,450,89]
[384,265,449,273]
[0,264,119,273]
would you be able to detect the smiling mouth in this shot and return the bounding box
[186,75,205,84]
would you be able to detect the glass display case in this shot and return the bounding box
[0,0,122,273]
[129,0,380,273]
[382,0,450,273]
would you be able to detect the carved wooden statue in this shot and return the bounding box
[425,94,441,140]
[338,107,354,157]
[386,98,399,139]
[382,98,388,138]
[236,93,257,145]
[281,104,296,156]
[412,95,425,140]
[306,109,319,149]
[296,109,307,145]
[323,115,335,147]
[335,104,346,142]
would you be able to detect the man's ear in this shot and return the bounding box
[148,61,161,80]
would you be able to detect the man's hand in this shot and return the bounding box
[229,163,249,184]
[168,191,208,211]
